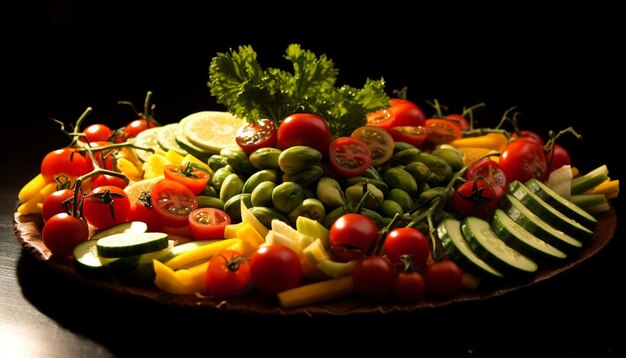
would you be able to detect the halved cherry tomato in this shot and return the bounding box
[277,113,332,156]
[205,250,250,298]
[81,123,113,143]
[465,157,508,190]
[235,118,277,155]
[387,125,428,148]
[40,148,92,182]
[425,119,463,145]
[366,98,426,129]
[350,126,395,167]
[188,208,231,240]
[124,119,158,137]
[163,164,210,195]
[443,114,470,131]
[328,137,372,178]
[150,179,198,228]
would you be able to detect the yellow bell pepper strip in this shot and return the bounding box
[451,132,509,152]
[236,221,265,249]
[277,276,355,309]
[18,173,49,203]
[17,195,43,215]
[456,147,499,166]
[153,260,208,294]
[165,238,240,270]
[584,179,619,199]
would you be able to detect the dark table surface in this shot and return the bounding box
[2,3,625,356]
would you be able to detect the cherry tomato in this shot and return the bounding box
[350,125,395,167]
[383,227,430,267]
[277,113,332,156]
[205,250,251,298]
[150,179,198,228]
[499,140,548,183]
[163,164,210,195]
[424,119,463,145]
[40,148,92,182]
[89,141,116,171]
[546,144,571,173]
[328,137,372,178]
[235,118,277,155]
[250,244,302,295]
[387,125,428,148]
[453,177,503,220]
[83,185,131,230]
[465,157,508,190]
[124,119,158,137]
[394,271,425,301]
[443,114,470,131]
[510,130,545,146]
[42,213,89,257]
[92,174,128,190]
[366,98,426,129]
[42,189,80,222]
[329,213,379,262]
[128,190,163,232]
[188,208,231,240]
[352,255,394,300]
[424,259,464,297]
[81,123,113,143]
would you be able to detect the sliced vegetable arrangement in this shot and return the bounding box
[16,44,620,311]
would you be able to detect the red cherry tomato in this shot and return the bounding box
[423,259,464,297]
[235,118,277,155]
[81,123,113,143]
[366,98,426,129]
[82,186,131,230]
[150,179,198,228]
[277,113,332,156]
[352,255,395,300]
[453,177,504,220]
[383,227,430,267]
[546,144,571,173]
[42,189,80,222]
[124,119,158,137]
[393,271,426,301]
[499,140,548,183]
[328,137,372,178]
[328,213,379,262]
[350,125,395,167]
[424,119,463,145]
[205,250,251,298]
[89,141,116,171]
[163,164,210,195]
[42,213,89,257]
[387,125,428,148]
[465,157,508,190]
[443,114,470,131]
[188,208,231,240]
[128,190,163,232]
[40,148,92,182]
[510,130,545,146]
[250,245,302,295]
[92,174,128,190]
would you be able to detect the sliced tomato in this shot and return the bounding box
[328,137,372,178]
[366,99,426,129]
[443,114,470,131]
[235,118,277,155]
[425,119,463,145]
[188,208,231,240]
[150,179,198,227]
[350,126,395,166]
[163,164,210,195]
[387,125,428,148]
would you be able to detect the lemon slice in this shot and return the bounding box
[182,111,246,153]
[132,126,162,162]
[124,175,164,204]
[157,123,188,156]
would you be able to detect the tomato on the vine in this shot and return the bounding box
[350,125,395,167]
[366,98,426,129]
[443,114,470,131]
[383,227,430,267]
[465,157,508,190]
[128,190,163,232]
[454,177,503,220]
[92,174,127,190]
[277,113,332,156]
[163,164,210,195]
[424,259,463,297]
[328,137,372,178]
[42,213,89,257]
[387,125,428,148]
[89,141,116,171]
[42,189,80,222]
[546,144,571,173]
[150,179,198,228]
[124,119,158,137]
[235,118,277,155]
[250,245,302,295]
[329,213,379,262]
[394,271,425,301]
[205,250,251,298]
[510,130,544,146]
[188,208,231,240]
[352,255,394,300]
[499,140,548,183]
[81,123,113,143]
[83,185,131,230]
[40,148,92,182]
[424,119,463,144]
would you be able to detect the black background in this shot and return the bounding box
[2,2,625,357]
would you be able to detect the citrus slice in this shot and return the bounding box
[132,126,162,162]
[124,175,164,204]
[182,111,246,153]
[157,123,188,156]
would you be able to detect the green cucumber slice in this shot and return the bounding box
[97,232,169,258]
[91,221,148,241]
[509,181,593,241]
[437,218,503,279]
[491,209,567,262]
[461,217,538,276]
[500,194,583,252]
[525,178,597,230]
[73,240,139,277]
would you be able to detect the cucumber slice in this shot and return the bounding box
[90,221,148,241]
[73,240,139,277]
[491,209,567,262]
[97,232,169,258]
[157,123,188,156]
[525,178,597,230]
[437,218,503,279]
[461,217,538,276]
[500,194,583,252]
[509,181,594,241]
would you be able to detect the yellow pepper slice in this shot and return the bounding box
[18,173,49,203]
[165,238,240,270]
[451,133,508,152]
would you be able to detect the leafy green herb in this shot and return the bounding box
[208,44,389,137]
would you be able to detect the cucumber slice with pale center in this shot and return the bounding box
[97,232,169,258]
[73,240,139,277]
[91,221,148,241]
